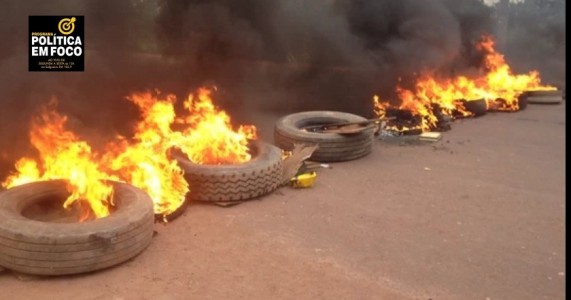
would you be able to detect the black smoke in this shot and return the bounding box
[153,0,498,112]
[0,0,168,178]
[0,0,564,178]
[495,0,566,89]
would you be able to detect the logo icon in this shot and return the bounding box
[58,17,76,35]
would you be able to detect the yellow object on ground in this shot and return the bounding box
[290,171,317,188]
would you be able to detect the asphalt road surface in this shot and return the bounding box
[0,102,565,300]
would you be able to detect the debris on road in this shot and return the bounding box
[290,171,318,189]
[303,117,394,135]
[304,162,332,170]
[280,143,323,189]
[281,143,319,184]
[419,132,442,142]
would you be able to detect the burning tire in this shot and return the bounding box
[274,111,375,162]
[521,90,563,104]
[0,180,154,276]
[461,99,488,117]
[175,142,284,203]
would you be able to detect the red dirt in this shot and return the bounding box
[0,103,565,299]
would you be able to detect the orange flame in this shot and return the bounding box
[104,88,257,217]
[374,34,556,132]
[476,35,556,110]
[1,100,114,221]
[2,88,257,221]
[102,92,189,218]
[172,88,257,165]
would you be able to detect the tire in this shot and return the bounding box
[462,99,487,117]
[488,97,527,112]
[521,90,563,104]
[175,142,284,202]
[274,111,375,162]
[156,198,187,223]
[0,180,155,276]
[518,95,528,110]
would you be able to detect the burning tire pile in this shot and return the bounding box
[373,36,562,136]
[0,88,288,275]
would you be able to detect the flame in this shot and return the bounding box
[103,88,257,217]
[1,100,114,221]
[172,88,257,165]
[374,34,556,132]
[102,92,189,218]
[476,35,556,110]
[2,88,257,221]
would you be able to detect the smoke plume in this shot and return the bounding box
[494,0,565,88]
[0,0,565,177]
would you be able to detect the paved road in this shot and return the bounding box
[0,103,565,300]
